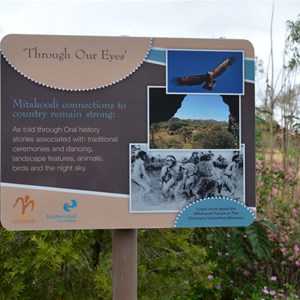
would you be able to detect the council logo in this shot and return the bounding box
[63,199,77,212]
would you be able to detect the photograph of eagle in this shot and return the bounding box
[171,56,237,91]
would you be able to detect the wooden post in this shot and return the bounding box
[112,229,137,300]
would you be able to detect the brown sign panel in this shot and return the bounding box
[1,34,256,230]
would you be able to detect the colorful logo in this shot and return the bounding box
[63,199,77,212]
[45,199,78,224]
[12,195,36,224]
[13,195,35,214]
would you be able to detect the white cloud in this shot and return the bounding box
[0,0,299,105]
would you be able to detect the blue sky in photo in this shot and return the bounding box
[167,50,243,94]
[174,94,230,122]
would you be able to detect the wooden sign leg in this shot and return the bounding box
[112,229,137,300]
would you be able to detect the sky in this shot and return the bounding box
[174,95,230,121]
[0,0,299,106]
[167,50,244,94]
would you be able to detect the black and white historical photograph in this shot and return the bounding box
[130,144,245,213]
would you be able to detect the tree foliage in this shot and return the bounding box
[285,14,300,71]
[0,229,112,299]
[137,229,216,300]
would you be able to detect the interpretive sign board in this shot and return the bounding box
[0,34,256,230]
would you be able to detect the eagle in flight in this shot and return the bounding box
[171,56,237,90]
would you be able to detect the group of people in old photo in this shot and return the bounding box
[130,144,244,212]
